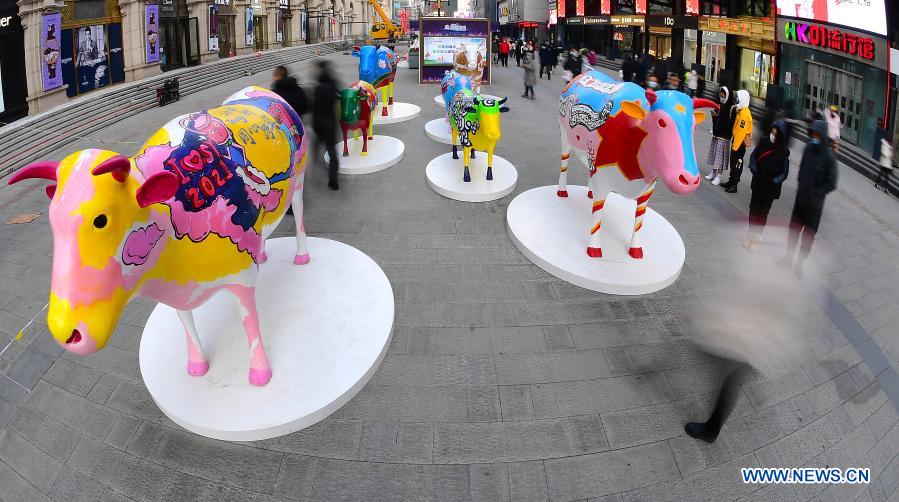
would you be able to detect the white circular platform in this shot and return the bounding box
[506,185,685,295]
[373,102,421,124]
[425,152,517,202]
[139,237,395,441]
[424,118,454,145]
[398,60,409,68]
[325,135,405,175]
[434,95,445,107]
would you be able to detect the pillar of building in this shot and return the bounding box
[117,0,163,81]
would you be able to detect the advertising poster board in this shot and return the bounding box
[209,5,219,51]
[75,25,109,95]
[246,7,254,46]
[775,0,886,36]
[419,18,490,84]
[41,13,63,91]
[146,4,160,63]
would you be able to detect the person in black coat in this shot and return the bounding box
[538,43,554,80]
[271,66,308,116]
[777,120,838,277]
[743,120,790,250]
[312,61,341,190]
[621,54,634,82]
[704,86,736,184]
[564,48,582,80]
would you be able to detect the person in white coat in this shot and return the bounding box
[824,105,841,152]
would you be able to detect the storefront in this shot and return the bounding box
[209,0,235,58]
[0,0,28,123]
[698,16,774,97]
[250,0,266,51]
[776,18,889,154]
[683,28,725,81]
[159,0,199,69]
[610,14,643,57]
[645,15,697,64]
[58,0,127,97]
[583,16,609,55]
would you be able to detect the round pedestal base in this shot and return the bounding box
[424,118,453,145]
[506,185,685,295]
[425,152,517,202]
[434,95,445,107]
[398,60,409,68]
[139,237,395,441]
[373,102,421,125]
[325,135,405,175]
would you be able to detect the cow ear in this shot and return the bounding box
[693,111,707,125]
[136,172,179,208]
[620,100,647,120]
[499,106,510,113]
[352,46,361,57]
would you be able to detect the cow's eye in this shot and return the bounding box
[658,119,668,128]
[93,214,108,229]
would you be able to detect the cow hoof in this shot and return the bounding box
[187,360,209,377]
[249,367,272,386]
[587,190,593,199]
[294,253,311,265]
[486,174,493,181]
[368,136,374,140]
[463,176,471,183]
[361,152,368,157]
[381,108,389,117]
[586,247,603,258]
[343,152,349,157]
[258,251,268,264]
[629,247,644,259]
[557,190,569,197]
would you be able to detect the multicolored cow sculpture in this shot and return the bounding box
[440,71,472,121]
[354,45,397,116]
[448,87,510,183]
[558,70,718,259]
[339,80,378,156]
[7,86,310,387]
[452,42,487,92]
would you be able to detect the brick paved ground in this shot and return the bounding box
[0,53,898,502]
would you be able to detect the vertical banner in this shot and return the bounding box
[575,0,584,16]
[75,25,108,95]
[557,0,564,18]
[209,5,219,51]
[41,13,63,91]
[246,7,254,46]
[146,5,160,63]
[686,0,698,15]
[601,0,610,15]
[300,11,306,41]
[635,0,646,14]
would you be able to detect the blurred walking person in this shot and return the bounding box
[271,65,308,117]
[498,38,510,67]
[743,120,790,250]
[521,49,536,100]
[312,61,341,190]
[777,120,838,277]
[874,120,893,192]
[539,42,553,80]
[824,105,841,152]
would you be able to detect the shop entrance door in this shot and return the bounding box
[160,18,185,69]
[253,16,266,50]
[702,43,725,82]
[804,61,862,145]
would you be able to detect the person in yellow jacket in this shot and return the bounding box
[723,89,753,193]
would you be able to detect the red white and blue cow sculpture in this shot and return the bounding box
[354,45,398,116]
[558,70,718,259]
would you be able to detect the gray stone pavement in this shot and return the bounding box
[0,53,898,501]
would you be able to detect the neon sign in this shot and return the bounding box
[783,21,875,61]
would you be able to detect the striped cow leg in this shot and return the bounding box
[558,129,571,197]
[586,171,605,258]
[629,180,657,259]
[178,309,208,377]
[230,284,272,386]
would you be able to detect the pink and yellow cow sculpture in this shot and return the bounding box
[7,86,309,386]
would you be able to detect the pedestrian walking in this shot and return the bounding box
[498,38,510,67]
[538,42,553,80]
[824,104,841,152]
[722,89,753,193]
[562,47,582,82]
[686,69,699,97]
[515,40,523,67]
[777,120,838,277]
[874,119,893,192]
[704,86,736,185]
[311,61,341,191]
[743,120,790,250]
[621,54,635,82]
[491,36,499,65]
[521,49,536,100]
[271,65,308,116]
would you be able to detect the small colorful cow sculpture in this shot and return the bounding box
[339,80,378,156]
[558,70,718,259]
[448,87,510,183]
[452,42,487,92]
[440,71,472,121]
[7,86,310,387]
[354,45,397,117]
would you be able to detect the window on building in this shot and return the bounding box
[739,0,769,16]
[613,0,635,14]
[700,0,727,16]
[649,0,673,14]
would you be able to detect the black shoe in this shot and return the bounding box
[684,422,718,443]
[724,184,738,193]
[328,180,339,191]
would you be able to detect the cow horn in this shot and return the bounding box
[645,89,657,105]
[692,98,720,111]
[92,155,131,183]
[498,97,508,105]
[7,161,59,185]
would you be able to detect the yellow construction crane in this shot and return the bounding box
[368,0,404,41]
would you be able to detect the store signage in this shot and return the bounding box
[279,0,288,8]
[566,16,583,24]
[583,16,609,25]
[601,0,610,15]
[610,14,644,26]
[575,0,584,17]
[635,0,646,14]
[775,0,886,36]
[646,15,698,30]
[776,18,887,70]
[518,21,539,28]
[0,16,9,29]
[699,16,774,39]
[557,0,564,18]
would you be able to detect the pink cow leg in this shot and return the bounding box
[291,189,310,265]
[629,181,657,259]
[177,309,209,376]
[586,174,605,258]
[230,285,272,386]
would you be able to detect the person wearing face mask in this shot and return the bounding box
[705,86,736,185]
[777,120,838,277]
[722,89,753,193]
[744,120,791,250]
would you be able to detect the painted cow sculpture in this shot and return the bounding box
[449,87,510,183]
[440,71,472,121]
[354,45,397,116]
[558,70,718,259]
[452,42,486,92]
[339,80,378,156]
[7,86,310,387]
